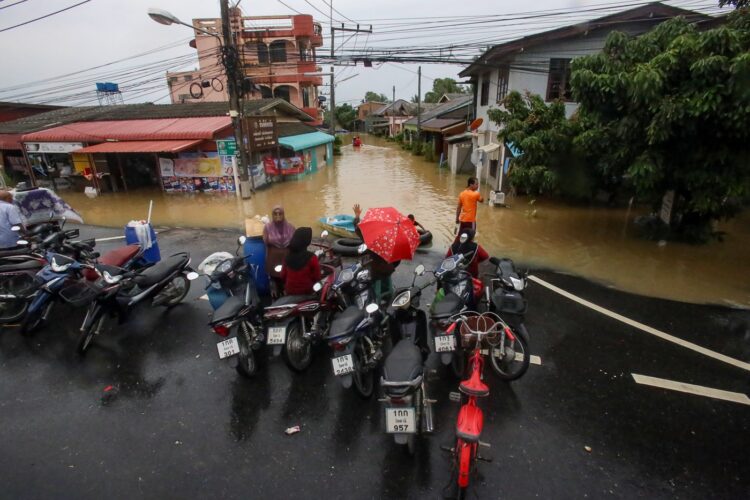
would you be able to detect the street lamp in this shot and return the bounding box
[148,5,253,197]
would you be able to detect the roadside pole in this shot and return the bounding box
[417,66,421,136]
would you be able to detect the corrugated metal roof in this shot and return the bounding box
[0,98,312,135]
[404,95,472,126]
[419,118,464,132]
[72,139,204,154]
[279,131,334,151]
[22,117,232,143]
[0,133,23,151]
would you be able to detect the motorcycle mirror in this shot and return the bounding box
[274,264,283,273]
[186,272,200,281]
[365,303,379,314]
[414,264,425,276]
[320,230,329,239]
[313,282,322,292]
[459,233,468,243]
[357,243,368,255]
[238,235,247,245]
[11,225,21,232]
[16,239,29,246]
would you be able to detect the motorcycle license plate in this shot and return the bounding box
[267,326,286,345]
[385,407,416,434]
[331,354,354,376]
[217,337,240,359]
[435,335,456,352]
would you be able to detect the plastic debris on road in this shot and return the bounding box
[285,425,301,435]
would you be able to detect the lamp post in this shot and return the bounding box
[148,6,253,198]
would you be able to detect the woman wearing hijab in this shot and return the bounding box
[445,229,489,279]
[280,227,321,296]
[263,205,295,296]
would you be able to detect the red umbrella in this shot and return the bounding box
[358,207,420,263]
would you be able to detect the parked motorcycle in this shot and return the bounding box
[429,236,484,378]
[71,252,197,354]
[202,236,265,378]
[19,242,145,335]
[483,256,530,381]
[380,264,436,454]
[263,231,341,372]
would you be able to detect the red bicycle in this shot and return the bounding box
[443,311,514,499]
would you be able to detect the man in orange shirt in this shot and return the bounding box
[455,177,483,232]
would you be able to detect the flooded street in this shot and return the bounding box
[63,135,750,307]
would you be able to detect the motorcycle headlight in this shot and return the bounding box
[216,259,233,274]
[339,269,354,283]
[392,290,411,309]
[50,257,72,273]
[440,258,456,272]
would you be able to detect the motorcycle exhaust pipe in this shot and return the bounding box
[440,352,452,365]
[340,374,353,388]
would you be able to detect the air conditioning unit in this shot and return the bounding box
[489,190,505,207]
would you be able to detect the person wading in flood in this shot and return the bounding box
[263,205,295,298]
[455,177,483,233]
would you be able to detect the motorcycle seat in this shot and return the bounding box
[210,295,245,325]
[0,259,43,272]
[0,247,29,258]
[327,305,365,339]
[269,294,315,307]
[100,244,141,267]
[456,404,484,442]
[431,292,464,319]
[134,253,188,287]
[383,339,423,385]
[497,258,519,279]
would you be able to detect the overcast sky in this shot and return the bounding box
[0,0,725,107]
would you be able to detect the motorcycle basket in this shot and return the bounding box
[458,313,503,349]
[59,280,103,307]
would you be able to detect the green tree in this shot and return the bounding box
[424,78,468,103]
[488,91,592,198]
[571,11,750,240]
[323,103,357,131]
[364,91,389,103]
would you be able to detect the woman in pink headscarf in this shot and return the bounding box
[263,205,295,297]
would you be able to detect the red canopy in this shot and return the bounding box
[0,133,23,151]
[21,117,232,143]
[72,139,204,154]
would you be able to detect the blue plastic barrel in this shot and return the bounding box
[243,236,269,296]
[124,223,161,264]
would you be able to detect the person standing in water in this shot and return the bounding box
[455,177,483,233]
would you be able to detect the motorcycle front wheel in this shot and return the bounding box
[489,324,530,381]
[283,320,313,372]
[352,338,374,399]
[76,305,105,355]
[0,274,33,324]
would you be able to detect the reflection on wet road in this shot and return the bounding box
[62,136,750,306]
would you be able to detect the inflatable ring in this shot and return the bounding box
[331,237,363,256]
[418,230,433,247]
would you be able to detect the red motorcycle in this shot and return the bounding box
[263,234,341,371]
[443,311,515,499]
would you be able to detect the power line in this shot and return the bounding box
[0,0,92,33]
[0,0,30,10]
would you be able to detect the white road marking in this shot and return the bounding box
[632,373,750,406]
[528,275,750,373]
[199,294,209,300]
[530,355,542,365]
[94,235,126,242]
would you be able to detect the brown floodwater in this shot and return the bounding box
[62,135,750,307]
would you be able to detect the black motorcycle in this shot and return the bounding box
[484,256,530,381]
[71,252,197,354]
[380,264,436,454]
[204,236,265,378]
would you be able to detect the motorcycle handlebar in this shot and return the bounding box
[489,256,501,266]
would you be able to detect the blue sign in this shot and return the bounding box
[506,141,523,158]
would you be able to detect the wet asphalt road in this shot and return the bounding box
[0,226,748,499]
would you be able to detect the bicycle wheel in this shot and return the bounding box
[490,324,530,381]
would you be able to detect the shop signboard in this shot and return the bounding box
[25,142,84,154]
[159,152,236,194]
[245,116,277,150]
[216,139,237,156]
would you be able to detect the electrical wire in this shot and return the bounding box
[0,0,30,10]
[0,0,92,33]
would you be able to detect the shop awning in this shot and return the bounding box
[478,142,500,153]
[0,134,23,151]
[279,131,335,152]
[72,139,204,154]
[21,117,232,143]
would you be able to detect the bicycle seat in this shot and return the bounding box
[459,367,489,397]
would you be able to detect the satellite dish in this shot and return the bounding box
[470,118,483,131]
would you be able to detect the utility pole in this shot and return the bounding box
[220,0,253,197]
[392,85,395,103]
[416,66,422,136]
